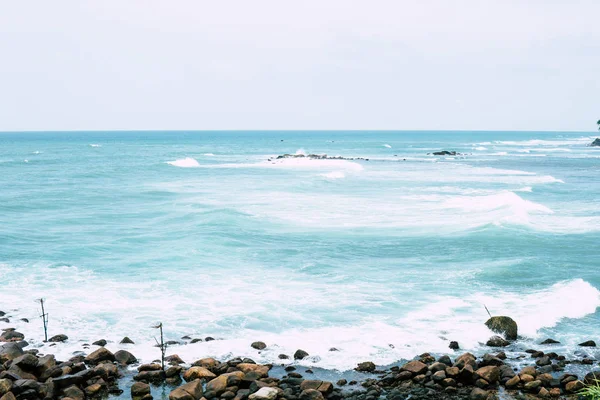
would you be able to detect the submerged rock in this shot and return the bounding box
[485,316,518,340]
[486,336,509,347]
[590,138,600,146]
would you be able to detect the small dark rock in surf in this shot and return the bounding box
[48,334,68,343]
[294,349,309,360]
[120,336,135,344]
[579,340,597,347]
[251,341,267,350]
[541,338,560,345]
[355,362,376,372]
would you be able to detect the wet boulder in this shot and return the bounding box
[169,379,203,400]
[590,138,600,147]
[48,334,68,343]
[294,350,309,360]
[485,316,518,340]
[114,349,137,365]
[251,342,266,350]
[0,331,24,343]
[84,348,115,365]
[578,340,596,347]
[182,367,215,382]
[355,362,376,372]
[131,382,151,400]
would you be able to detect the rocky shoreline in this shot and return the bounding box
[2,313,600,400]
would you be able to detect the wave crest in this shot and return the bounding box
[167,157,200,168]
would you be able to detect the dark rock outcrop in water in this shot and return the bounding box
[485,316,518,340]
[429,151,461,156]
[590,138,600,146]
[274,154,370,161]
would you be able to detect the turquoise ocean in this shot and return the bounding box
[1,130,599,370]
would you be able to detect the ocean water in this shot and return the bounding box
[1,130,599,370]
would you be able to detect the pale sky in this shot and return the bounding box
[0,1,598,131]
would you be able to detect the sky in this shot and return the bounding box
[0,1,599,131]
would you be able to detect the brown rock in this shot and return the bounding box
[548,388,561,398]
[178,379,204,400]
[63,385,85,400]
[505,375,520,388]
[169,388,194,400]
[538,387,550,398]
[453,353,477,369]
[236,363,269,378]
[299,389,324,400]
[0,379,12,396]
[84,383,104,398]
[401,360,427,375]
[445,367,459,378]
[183,367,216,382]
[475,366,500,384]
[0,392,17,400]
[191,358,218,371]
[565,380,584,393]
[206,372,244,396]
[520,366,537,377]
[469,387,488,400]
[520,374,534,383]
[132,382,151,398]
[84,347,115,365]
[432,371,446,382]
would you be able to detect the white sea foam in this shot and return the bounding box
[442,191,553,215]
[204,153,215,156]
[2,262,597,371]
[320,171,346,179]
[475,136,594,147]
[474,146,487,151]
[383,144,392,148]
[167,157,200,168]
[89,144,101,147]
[32,151,42,154]
[295,148,307,156]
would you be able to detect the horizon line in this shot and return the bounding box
[0,129,597,134]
